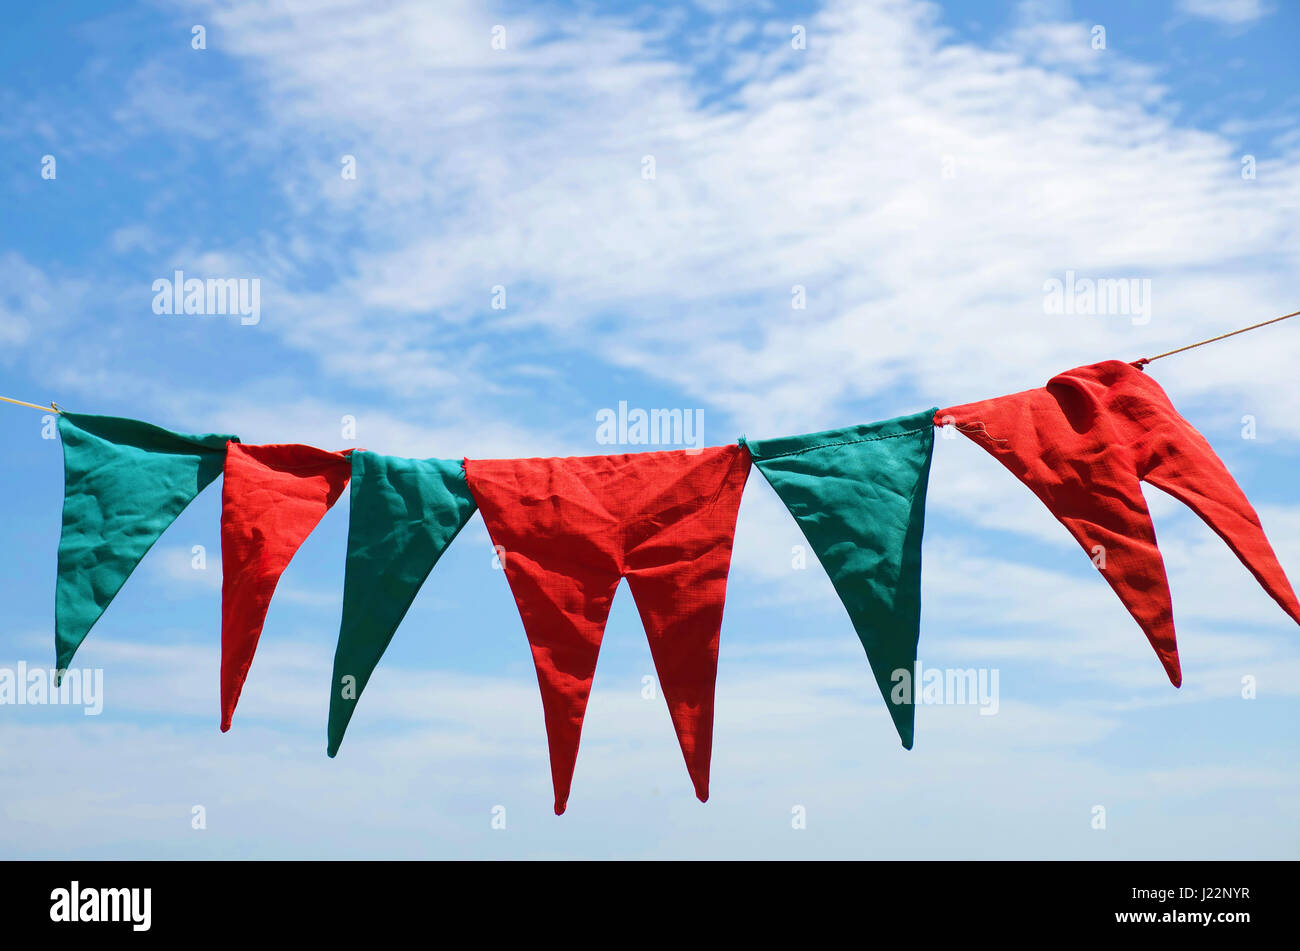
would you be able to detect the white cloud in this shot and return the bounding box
[1177,0,1273,26]
[4,630,1296,857]
[0,253,84,354]
[139,0,1298,442]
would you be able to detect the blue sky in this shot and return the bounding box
[1,0,1297,858]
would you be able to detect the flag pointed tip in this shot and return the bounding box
[220,722,231,733]
[327,743,339,758]
[888,702,915,750]
[553,800,567,816]
[1160,652,1182,687]
[695,788,709,804]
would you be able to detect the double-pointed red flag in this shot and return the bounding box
[465,445,751,814]
[940,359,1300,683]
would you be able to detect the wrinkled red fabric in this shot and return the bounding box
[938,359,1300,684]
[220,442,353,731]
[464,445,751,814]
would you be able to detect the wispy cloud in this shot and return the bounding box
[1177,0,1274,27]
[120,0,1292,443]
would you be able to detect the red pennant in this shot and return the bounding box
[939,360,1300,684]
[465,445,751,814]
[220,443,353,731]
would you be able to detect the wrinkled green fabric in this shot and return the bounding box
[56,412,237,672]
[741,408,937,748]
[328,452,478,756]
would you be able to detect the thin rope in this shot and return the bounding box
[1136,308,1300,366]
[0,395,59,413]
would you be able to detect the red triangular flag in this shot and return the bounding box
[939,359,1300,684]
[220,442,353,730]
[465,446,751,814]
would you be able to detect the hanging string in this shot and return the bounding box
[1135,308,1300,366]
[0,395,59,413]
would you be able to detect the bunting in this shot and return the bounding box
[327,452,478,756]
[742,408,937,749]
[939,359,1300,683]
[464,445,751,814]
[22,340,1298,814]
[54,412,237,674]
[220,443,353,731]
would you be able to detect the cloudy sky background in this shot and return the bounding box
[1,0,1298,858]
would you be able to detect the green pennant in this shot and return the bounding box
[56,412,237,673]
[741,408,937,749]
[328,452,478,756]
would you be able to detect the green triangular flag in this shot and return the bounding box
[741,408,937,749]
[56,411,238,673]
[328,451,478,756]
